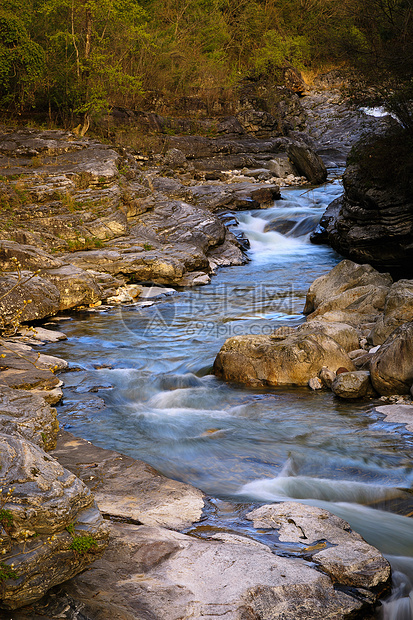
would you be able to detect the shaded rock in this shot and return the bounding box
[304,260,392,325]
[60,521,373,620]
[369,279,413,345]
[319,366,336,388]
[51,431,205,530]
[0,273,60,330]
[41,265,102,310]
[246,503,390,590]
[0,385,59,450]
[213,331,355,388]
[0,240,64,272]
[310,129,413,275]
[0,433,109,610]
[287,142,327,184]
[331,371,374,399]
[370,322,413,395]
[163,148,187,168]
[0,345,61,391]
[375,404,413,433]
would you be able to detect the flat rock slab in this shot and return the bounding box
[375,404,413,433]
[51,431,205,530]
[247,502,390,590]
[52,522,370,620]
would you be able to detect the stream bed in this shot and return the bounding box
[45,174,413,619]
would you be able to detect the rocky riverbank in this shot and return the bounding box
[0,81,410,617]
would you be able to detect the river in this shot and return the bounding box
[45,174,413,619]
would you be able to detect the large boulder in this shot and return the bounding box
[41,264,102,310]
[286,142,327,184]
[304,259,392,325]
[331,370,374,399]
[369,279,413,345]
[0,433,109,610]
[370,322,413,395]
[213,331,355,387]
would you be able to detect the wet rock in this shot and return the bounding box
[375,404,413,433]
[213,331,355,388]
[0,433,109,610]
[247,503,390,590]
[286,142,327,184]
[331,371,374,399]
[369,279,413,345]
[51,431,205,530]
[59,521,373,620]
[370,322,413,395]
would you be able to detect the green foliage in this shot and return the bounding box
[69,533,98,554]
[0,0,410,123]
[0,561,17,582]
[0,508,13,528]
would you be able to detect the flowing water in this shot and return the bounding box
[45,175,413,618]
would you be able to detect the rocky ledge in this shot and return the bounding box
[214,259,413,402]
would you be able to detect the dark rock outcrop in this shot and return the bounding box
[311,130,413,276]
[287,141,327,184]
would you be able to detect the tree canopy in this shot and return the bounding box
[0,0,411,127]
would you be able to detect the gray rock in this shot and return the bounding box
[287,142,327,184]
[0,240,64,272]
[247,503,390,590]
[370,322,413,395]
[308,377,323,390]
[51,431,205,530]
[331,371,374,399]
[375,404,413,433]
[60,521,374,620]
[163,148,187,168]
[0,433,109,610]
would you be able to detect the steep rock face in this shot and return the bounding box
[311,130,413,276]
